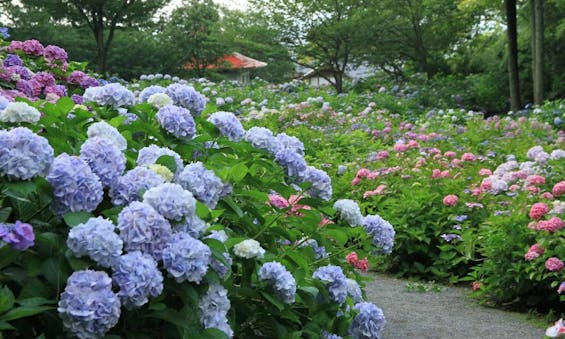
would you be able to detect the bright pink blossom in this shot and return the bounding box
[478,168,492,176]
[537,217,564,232]
[524,251,540,261]
[553,181,565,197]
[444,151,457,158]
[393,143,409,152]
[268,194,289,209]
[529,202,549,219]
[443,195,459,206]
[526,175,545,186]
[527,186,541,194]
[356,258,369,272]
[529,243,545,254]
[356,168,370,178]
[346,252,358,265]
[545,257,564,272]
[351,177,361,186]
[472,281,482,291]
[461,153,476,161]
[376,151,389,160]
[540,192,554,200]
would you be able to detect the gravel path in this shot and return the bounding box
[364,273,544,339]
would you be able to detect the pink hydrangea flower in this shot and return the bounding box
[444,151,457,158]
[393,143,409,152]
[529,202,549,220]
[478,168,492,176]
[443,195,459,206]
[509,184,520,191]
[407,140,419,148]
[346,252,358,265]
[537,217,564,232]
[356,168,370,178]
[540,192,554,200]
[472,281,482,291]
[526,175,545,186]
[545,257,564,272]
[431,169,441,178]
[376,151,389,160]
[22,39,44,56]
[524,251,540,261]
[451,159,463,167]
[461,153,476,161]
[553,181,565,197]
[529,243,545,254]
[356,257,369,272]
[351,177,361,186]
[527,186,540,194]
[268,194,289,209]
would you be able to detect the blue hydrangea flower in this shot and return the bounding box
[109,166,165,206]
[275,149,307,181]
[83,83,134,107]
[349,302,386,339]
[346,278,364,303]
[0,127,54,180]
[322,332,343,339]
[3,54,22,67]
[259,262,297,304]
[173,214,207,238]
[79,137,126,188]
[138,85,166,103]
[244,126,277,153]
[313,265,348,305]
[274,133,305,155]
[87,121,127,152]
[298,239,327,259]
[156,104,196,139]
[302,166,332,201]
[333,199,363,227]
[176,162,227,209]
[0,220,35,250]
[198,283,233,338]
[362,215,395,254]
[207,111,245,141]
[0,96,9,110]
[165,83,206,117]
[67,217,122,267]
[209,251,232,279]
[47,153,103,215]
[112,251,163,309]
[58,270,121,339]
[142,183,196,221]
[137,145,184,178]
[117,201,172,261]
[162,232,211,283]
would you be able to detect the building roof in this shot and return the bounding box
[184,52,267,70]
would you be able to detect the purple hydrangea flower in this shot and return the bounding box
[47,153,103,215]
[137,145,184,178]
[259,262,297,304]
[67,217,122,267]
[15,80,35,97]
[207,111,245,141]
[162,232,211,283]
[80,137,126,188]
[362,215,395,254]
[198,284,233,338]
[112,251,163,309]
[275,149,307,180]
[44,85,67,97]
[346,278,364,303]
[0,221,35,250]
[156,104,196,139]
[322,332,343,339]
[349,302,386,339]
[7,65,32,80]
[117,201,172,261]
[244,126,277,153]
[21,39,44,56]
[3,54,22,67]
[138,85,166,103]
[142,183,196,221]
[83,83,134,107]
[109,166,165,206]
[172,213,207,238]
[313,265,348,304]
[87,121,127,151]
[58,270,121,339]
[43,45,68,63]
[440,233,461,242]
[274,133,305,155]
[0,127,54,180]
[67,71,99,88]
[177,162,228,209]
[165,83,206,117]
[298,239,327,259]
[32,72,56,86]
[302,166,332,200]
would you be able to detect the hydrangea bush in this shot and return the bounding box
[0,35,393,338]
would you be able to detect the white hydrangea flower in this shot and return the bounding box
[147,93,173,109]
[333,199,363,227]
[87,121,127,151]
[233,239,265,259]
[0,102,41,123]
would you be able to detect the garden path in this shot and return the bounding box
[364,273,544,339]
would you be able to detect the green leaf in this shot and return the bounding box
[0,286,15,314]
[260,291,285,311]
[221,197,243,218]
[0,321,15,331]
[56,96,75,114]
[1,305,53,321]
[63,211,93,227]
[155,155,177,174]
[0,207,11,222]
[16,297,55,307]
[200,328,229,339]
[229,163,248,182]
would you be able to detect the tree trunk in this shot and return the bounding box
[533,0,544,104]
[94,25,107,75]
[334,71,343,93]
[505,0,521,112]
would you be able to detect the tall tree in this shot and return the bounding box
[531,0,544,104]
[8,0,169,75]
[505,0,521,111]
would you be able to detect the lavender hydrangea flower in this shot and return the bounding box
[0,127,54,180]
[58,270,121,339]
[244,126,277,153]
[346,278,364,303]
[137,145,184,178]
[67,217,122,267]
[275,149,307,180]
[165,83,206,117]
[349,302,386,339]
[173,213,207,238]
[333,199,363,227]
[362,215,395,254]
[274,133,305,155]
[87,121,127,152]
[43,45,68,63]
[138,85,166,103]
[79,137,126,188]
[3,54,22,67]
[298,239,327,259]
[0,221,34,250]
[302,166,332,200]
[198,284,233,338]
[177,162,227,209]
[143,183,196,221]
[207,111,245,141]
[112,251,163,309]
[109,167,165,206]
[0,96,9,110]
[117,201,172,261]
[0,101,41,123]
[313,265,348,304]
[259,262,297,304]
[83,83,134,107]
[47,153,103,215]
[162,232,211,283]
[156,104,196,139]
[322,331,343,339]
[204,230,231,278]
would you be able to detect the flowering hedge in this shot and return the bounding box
[0,34,393,338]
